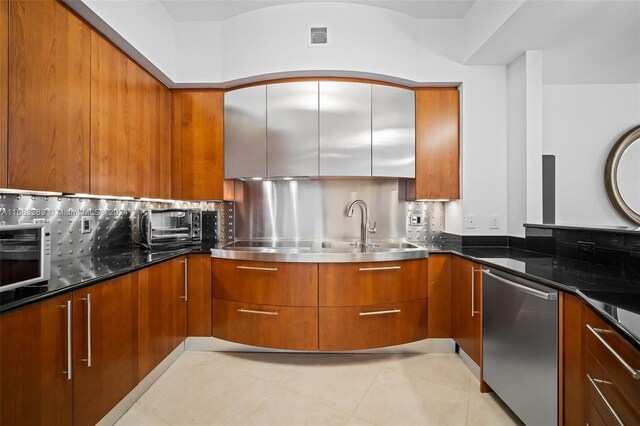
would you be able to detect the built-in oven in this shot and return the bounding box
[0,223,52,292]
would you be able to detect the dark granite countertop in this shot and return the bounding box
[428,245,640,351]
[0,245,210,314]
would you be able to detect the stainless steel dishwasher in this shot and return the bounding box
[482,269,558,426]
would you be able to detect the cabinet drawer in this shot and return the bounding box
[212,298,318,350]
[585,309,640,410]
[319,299,427,350]
[212,259,318,306]
[319,259,428,306]
[586,351,640,425]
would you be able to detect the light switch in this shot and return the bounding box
[490,214,500,229]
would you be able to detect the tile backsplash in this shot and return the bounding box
[0,193,234,260]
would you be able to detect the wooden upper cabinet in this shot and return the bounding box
[148,72,172,199]
[91,31,170,198]
[8,0,91,193]
[0,0,7,188]
[172,90,225,200]
[408,88,460,200]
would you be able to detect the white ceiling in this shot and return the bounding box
[159,0,476,22]
[466,0,640,84]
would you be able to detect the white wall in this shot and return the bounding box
[542,84,640,227]
[507,53,527,236]
[175,22,222,82]
[83,0,177,80]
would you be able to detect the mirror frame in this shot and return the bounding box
[605,124,640,226]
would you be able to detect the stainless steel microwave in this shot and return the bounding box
[0,223,52,292]
[139,209,202,249]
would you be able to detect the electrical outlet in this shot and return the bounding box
[81,217,92,234]
[490,214,499,229]
[465,215,476,229]
[410,214,422,226]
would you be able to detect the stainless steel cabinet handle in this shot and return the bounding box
[587,374,624,426]
[61,301,72,380]
[237,308,279,316]
[358,266,401,272]
[359,309,401,316]
[81,294,92,367]
[587,324,640,379]
[482,270,557,300]
[181,259,188,301]
[471,268,482,317]
[237,266,278,272]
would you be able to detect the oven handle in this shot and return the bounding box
[483,271,557,300]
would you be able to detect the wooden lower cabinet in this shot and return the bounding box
[72,274,138,426]
[138,256,187,380]
[319,300,428,351]
[212,298,318,350]
[451,255,482,365]
[187,254,213,336]
[319,259,427,306]
[563,293,640,425]
[213,259,318,306]
[427,254,452,338]
[0,294,74,426]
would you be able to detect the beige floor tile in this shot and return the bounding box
[114,403,169,426]
[384,353,471,391]
[354,369,469,426]
[226,385,352,426]
[137,353,270,425]
[466,391,523,426]
[277,354,390,414]
[346,415,377,426]
[211,352,306,383]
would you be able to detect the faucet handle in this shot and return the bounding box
[369,221,377,234]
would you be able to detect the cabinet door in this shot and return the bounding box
[138,258,186,380]
[319,82,372,176]
[372,85,415,178]
[8,0,90,193]
[408,88,460,200]
[175,91,224,200]
[224,86,266,179]
[72,274,138,426]
[148,79,172,200]
[91,31,165,198]
[187,254,212,337]
[1,295,73,426]
[267,82,319,177]
[451,256,482,365]
[1,0,7,188]
[427,254,452,338]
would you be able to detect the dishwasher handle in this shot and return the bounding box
[483,270,557,301]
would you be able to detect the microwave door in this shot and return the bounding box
[0,228,44,289]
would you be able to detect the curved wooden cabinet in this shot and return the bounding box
[319,299,428,351]
[212,259,318,306]
[319,259,427,306]
[212,299,318,350]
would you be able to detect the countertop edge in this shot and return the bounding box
[0,249,192,314]
[431,249,640,352]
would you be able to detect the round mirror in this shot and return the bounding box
[605,125,640,226]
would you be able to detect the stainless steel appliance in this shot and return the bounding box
[482,269,558,426]
[140,209,202,248]
[0,223,51,291]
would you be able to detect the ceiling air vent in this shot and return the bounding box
[309,26,329,47]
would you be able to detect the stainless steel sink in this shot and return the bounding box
[213,239,428,262]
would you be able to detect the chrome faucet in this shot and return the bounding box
[346,200,376,246]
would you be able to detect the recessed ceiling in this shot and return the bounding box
[159,0,476,22]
